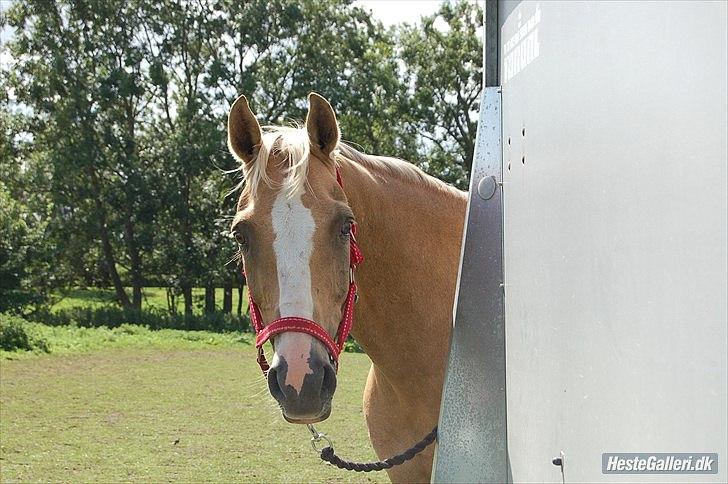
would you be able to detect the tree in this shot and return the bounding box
[139,0,233,315]
[4,0,159,309]
[397,1,483,188]
[0,108,51,312]
[2,0,484,314]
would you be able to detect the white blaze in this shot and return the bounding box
[271,189,316,392]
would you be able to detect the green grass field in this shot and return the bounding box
[0,324,386,482]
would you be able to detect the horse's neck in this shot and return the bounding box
[339,157,467,397]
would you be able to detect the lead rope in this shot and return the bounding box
[307,424,438,472]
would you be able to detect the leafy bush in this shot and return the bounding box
[31,306,250,333]
[0,314,49,352]
[21,306,363,353]
[0,289,48,315]
[344,337,364,353]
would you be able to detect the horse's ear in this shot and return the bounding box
[306,92,340,158]
[228,94,262,165]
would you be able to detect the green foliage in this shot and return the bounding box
[32,305,250,333]
[0,313,49,352]
[39,287,368,352]
[49,286,250,315]
[344,336,364,353]
[0,319,250,358]
[1,0,482,307]
[0,289,47,314]
[398,1,483,187]
[0,180,51,312]
[0,182,27,291]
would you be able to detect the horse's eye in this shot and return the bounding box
[341,220,352,237]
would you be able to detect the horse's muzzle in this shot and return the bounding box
[267,353,337,423]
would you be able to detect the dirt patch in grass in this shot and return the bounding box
[0,347,386,483]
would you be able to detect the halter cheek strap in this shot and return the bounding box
[247,168,364,375]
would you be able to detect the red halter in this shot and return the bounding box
[246,168,364,374]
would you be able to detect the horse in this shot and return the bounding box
[228,92,467,482]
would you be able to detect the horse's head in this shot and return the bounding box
[228,93,356,424]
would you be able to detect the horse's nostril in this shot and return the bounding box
[321,363,337,401]
[267,367,286,403]
[267,354,337,421]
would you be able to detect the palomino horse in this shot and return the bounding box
[228,92,466,482]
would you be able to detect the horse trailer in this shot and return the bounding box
[434,1,727,482]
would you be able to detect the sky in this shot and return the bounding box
[354,0,445,27]
[0,1,12,43]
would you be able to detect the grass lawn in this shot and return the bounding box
[51,287,250,315]
[0,326,386,483]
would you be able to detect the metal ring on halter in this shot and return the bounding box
[307,424,334,454]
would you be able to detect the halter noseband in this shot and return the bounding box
[246,168,364,375]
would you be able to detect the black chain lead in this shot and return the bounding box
[316,426,438,472]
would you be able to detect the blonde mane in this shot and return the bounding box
[237,125,460,198]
